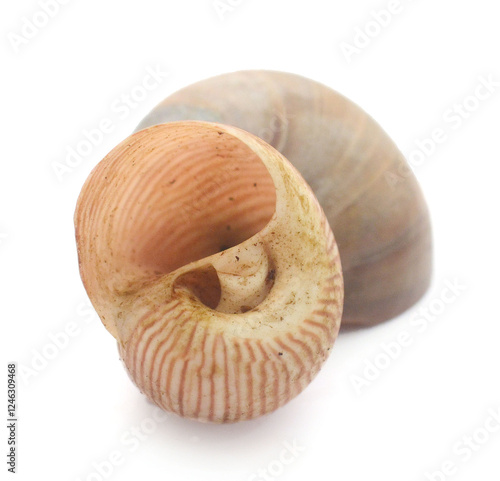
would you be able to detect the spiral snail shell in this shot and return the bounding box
[75,121,342,423]
[138,70,432,327]
[75,71,431,423]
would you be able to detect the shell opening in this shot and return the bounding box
[173,264,222,309]
[109,125,277,289]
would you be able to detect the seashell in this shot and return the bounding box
[137,70,432,327]
[75,121,343,423]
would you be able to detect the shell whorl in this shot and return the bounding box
[75,121,343,422]
[137,70,433,327]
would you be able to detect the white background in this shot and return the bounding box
[2,1,499,480]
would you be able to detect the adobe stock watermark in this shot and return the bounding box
[74,406,170,481]
[423,405,500,481]
[51,64,169,182]
[213,0,245,21]
[350,278,466,394]
[247,439,306,481]
[340,0,415,63]
[19,299,98,385]
[257,112,290,148]
[7,0,72,54]
[385,74,500,189]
